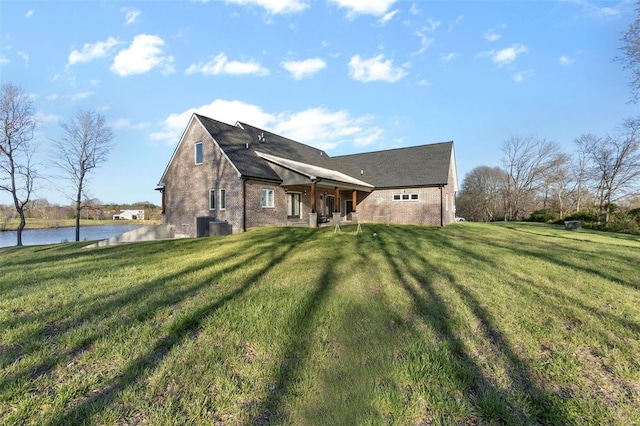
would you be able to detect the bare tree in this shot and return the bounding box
[572,135,597,213]
[582,118,640,225]
[456,166,506,222]
[617,1,640,103]
[501,135,561,221]
[51,110,114,241]
[0,83,38,246]
[542,153,571,218]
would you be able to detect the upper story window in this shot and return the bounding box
[261,189,274,208]
[393,193,419,201]
[219,189,226,210]
[195,142,203,164]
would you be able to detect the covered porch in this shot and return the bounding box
[255,152,373,228]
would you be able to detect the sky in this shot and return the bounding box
[1,0,638,206]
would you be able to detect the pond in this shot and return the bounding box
[0,225,143,248]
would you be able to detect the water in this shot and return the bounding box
[0,225,143,248]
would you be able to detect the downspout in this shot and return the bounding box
[440,186,444,227]
[242,178,247,232]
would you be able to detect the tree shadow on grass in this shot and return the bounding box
[373,226,572,424]
[426,226,640,339]
[0,234,263,346]
[1,228,316,425]
[253,237,341,424]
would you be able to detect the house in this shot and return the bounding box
[157,114,458,238]
[113,209,144,220]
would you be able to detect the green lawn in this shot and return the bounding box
[1,223,638,425]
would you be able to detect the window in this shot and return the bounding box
[209,189,215,210]
[261,189,274,208]
[220,189,226,210]
[393,193,419,201]
[195,142,203,164]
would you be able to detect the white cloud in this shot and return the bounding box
[410,3,421,15]
[71,92,93,101]
[46,94,59,101]
[110,34,175,76]
[224,0,308,14]
[25,10,34,18]
[0,56,8,66]
[379,9,399,25]
[18,51,28,67]
[281,58,327,79]
[121,8,141,25]
[560,55,574,66]
[151,100,384,150]
[68,37,120,66]
[448,15,463,31]
[480,43,528,67]
[440,52,458,62]
[330,0,397,18]
[348,54,408,83]
[111,118,151,130]
[494,44,527,66]
[566,0,620,18]
[34,112,61,123]
[512,70,534,83]
[484,30,501,42]
[186,52,269,76]
[150,100,274,142]
[412,19,440,55]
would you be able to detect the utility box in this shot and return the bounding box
[564,220,582,231]
[209,221,231,236]
[196,217,212,237]
[196,217,231,237]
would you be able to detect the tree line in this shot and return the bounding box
[0,199,162,230]
[0,82,116,245]
[456,120,640,233]
[457,5,640,233]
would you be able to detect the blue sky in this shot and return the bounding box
[1,0,638,206]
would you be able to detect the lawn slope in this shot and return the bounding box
[1,223,638,425]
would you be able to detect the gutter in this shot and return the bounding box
[440,186,444,227]
[242,178,247,232]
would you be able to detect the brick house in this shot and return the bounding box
[157,113,458,237]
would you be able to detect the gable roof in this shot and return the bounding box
[196,114,335,182]
[331,142,455,189]
[159,113,456,190]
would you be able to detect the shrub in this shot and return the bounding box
[529,209,559,223]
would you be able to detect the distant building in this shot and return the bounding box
[113,209,144,220]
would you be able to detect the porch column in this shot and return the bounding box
[309,181,318,228]
[352,190,357,212]
[334,187,340,212]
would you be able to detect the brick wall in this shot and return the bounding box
[244,180,287,229]
[163,120,244,237]
[355,187,443,225]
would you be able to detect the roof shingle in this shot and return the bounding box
[192,114,453,188]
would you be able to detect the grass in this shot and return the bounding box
[0,222,638,425]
